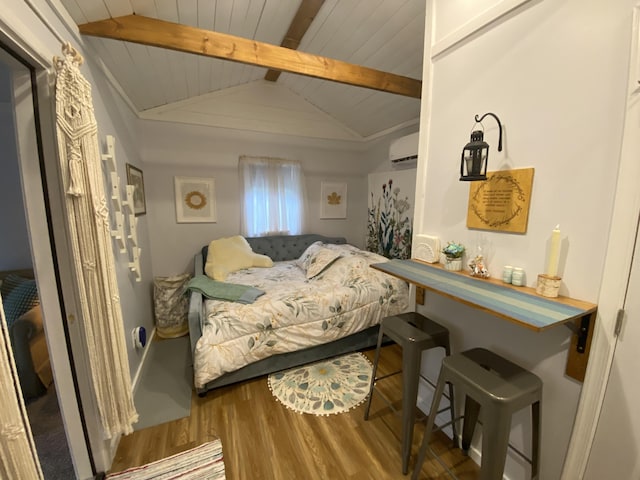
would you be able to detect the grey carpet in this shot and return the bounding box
[133,335,193,431]
[26,385,75,479]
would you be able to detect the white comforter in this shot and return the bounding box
[193,244,409,388]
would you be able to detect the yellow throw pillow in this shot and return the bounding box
[204,236,273,281]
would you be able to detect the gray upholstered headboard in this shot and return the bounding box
[245,234,346,261]
[201,234,347,263]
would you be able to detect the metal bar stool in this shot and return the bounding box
[364,312,456,475]
[412,348,542,480]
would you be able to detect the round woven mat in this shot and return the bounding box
[267,352,372,416]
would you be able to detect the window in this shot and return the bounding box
[239,156,306,237]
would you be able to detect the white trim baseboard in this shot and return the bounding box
[130,327,157,398]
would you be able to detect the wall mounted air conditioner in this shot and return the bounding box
[389,132,419,170]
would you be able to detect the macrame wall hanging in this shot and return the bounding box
[0,298,43,479]
[53,43,138,439]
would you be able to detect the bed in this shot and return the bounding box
[188,234,410,396]
[0,269,51,399]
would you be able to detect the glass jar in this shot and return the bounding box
[511,267,525,286]
[502,265,513,284]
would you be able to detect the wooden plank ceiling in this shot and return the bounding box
[59,0,425,141]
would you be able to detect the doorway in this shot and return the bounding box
[583,212,640,478]
[563,6,640,476]
[0,41,93,478]
[0,57,75,478]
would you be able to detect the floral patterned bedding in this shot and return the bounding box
[193,243,409,389]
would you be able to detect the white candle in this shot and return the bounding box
[546,225,561,277]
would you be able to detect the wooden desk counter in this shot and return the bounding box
[371,259,597,381]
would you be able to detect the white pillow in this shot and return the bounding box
[205,236,273,281]
[297,242,342,279]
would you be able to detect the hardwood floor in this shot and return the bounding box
[111,345,479,479]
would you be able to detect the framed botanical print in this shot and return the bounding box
[126,164,146,216]
[174,176,217,223]
[320,182,347,219]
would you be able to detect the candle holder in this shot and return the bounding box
[536,273,561,298]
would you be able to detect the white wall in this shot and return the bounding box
[139,120,391,276]
[416,1,633,478]
[91,80,155,382]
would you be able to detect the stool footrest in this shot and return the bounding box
[369,388,400,416]
[450,415,535,466]
[426,415,464,435]
[422,444,460,480]
[435,407,452,416]
[374,369,402,382]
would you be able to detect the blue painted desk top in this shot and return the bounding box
[372,259,597,331]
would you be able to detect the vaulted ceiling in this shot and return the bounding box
[59,0,425,142]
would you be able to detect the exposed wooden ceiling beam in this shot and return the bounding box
[78,15,421,99]
[264,0,325,82]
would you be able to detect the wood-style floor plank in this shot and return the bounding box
[110,345,479,479]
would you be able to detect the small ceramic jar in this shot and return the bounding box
[511,267,525,286]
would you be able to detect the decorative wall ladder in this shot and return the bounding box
[101,135,141,282]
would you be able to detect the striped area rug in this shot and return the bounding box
[106,440,225,479]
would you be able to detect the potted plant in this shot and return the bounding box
[442,241,465,271]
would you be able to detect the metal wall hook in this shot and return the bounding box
[474,112,503,152]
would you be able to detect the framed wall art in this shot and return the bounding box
[174,176,217,223]
[466,168,534,233]
[320,182,347,219]
[125,163,146,216]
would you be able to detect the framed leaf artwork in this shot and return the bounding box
[320,182,347,219]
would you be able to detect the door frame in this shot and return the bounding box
[0,18,96,480]
[562,3,640,477]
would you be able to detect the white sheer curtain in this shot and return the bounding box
[239,156,306,237]
[54,43,137,439]
[0,297,43,480]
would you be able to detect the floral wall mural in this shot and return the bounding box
[367,170,415,259]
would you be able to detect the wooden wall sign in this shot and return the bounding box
[467,168,534,233]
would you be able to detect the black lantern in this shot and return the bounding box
[460,112,503,181]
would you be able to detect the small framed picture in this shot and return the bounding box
[320,182,347,219]
[174,176,217,223]
[126,164,146,216]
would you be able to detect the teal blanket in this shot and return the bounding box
[186,275,265,304]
